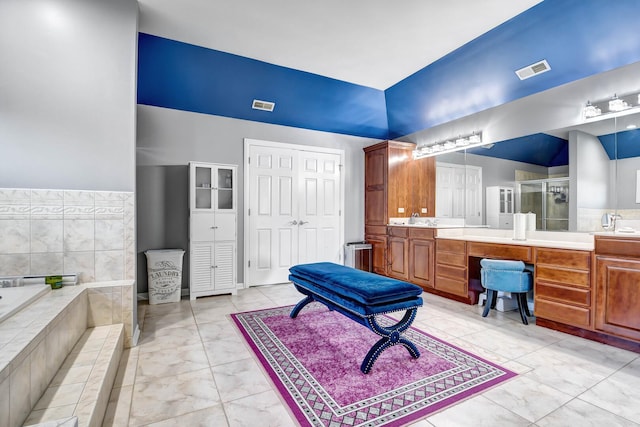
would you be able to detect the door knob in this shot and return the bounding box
[290,220,298,225]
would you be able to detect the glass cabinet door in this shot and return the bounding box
[217,168,233,210]
[195,166,213,210]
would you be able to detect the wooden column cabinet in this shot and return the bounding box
[595,236,640,343]
[408,228,435,288]
[364,141,436,276]
[534,248,592,328]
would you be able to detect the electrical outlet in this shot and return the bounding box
[398,207,405,213]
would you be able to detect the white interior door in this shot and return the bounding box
[465,165,483,225]
[298,151,341,265]
[245,140,344,286]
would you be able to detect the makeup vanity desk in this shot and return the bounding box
[432,228,640,353]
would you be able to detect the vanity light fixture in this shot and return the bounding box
[583,91,640,122]
[583,101,601,119]
[413,131,483,159]
[608,94,630,112]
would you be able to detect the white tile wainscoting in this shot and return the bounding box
[0,188,135,283]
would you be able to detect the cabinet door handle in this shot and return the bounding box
[210,226,218,229]
[299,220,308,225]
[211,265,218,269]
[289,220,298,225]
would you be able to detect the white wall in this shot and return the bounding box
[136,105,377,292]
[0,0,138,191]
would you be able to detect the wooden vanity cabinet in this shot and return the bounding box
[408,228,435,289]
[365,226,388,275]
[435,239,468,300]
[534,248,592,328]
[595,236,640,342]
[387,227,409,280]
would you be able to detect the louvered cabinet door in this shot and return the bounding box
[214,241,236,291]
[190,242,214,295]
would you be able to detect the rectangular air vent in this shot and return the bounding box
[515,60,551,80]
[252,99,275,112]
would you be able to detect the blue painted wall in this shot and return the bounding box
[137,1,640,145]
[385,0,640,139]
[137,33,389,139]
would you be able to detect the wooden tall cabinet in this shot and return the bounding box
[189,162,238,299]
[364,141,436,276]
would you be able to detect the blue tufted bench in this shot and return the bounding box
[288,262,423,374]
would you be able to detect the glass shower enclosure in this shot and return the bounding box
[517,178,569,231]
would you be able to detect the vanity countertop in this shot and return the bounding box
[436,228,595,251]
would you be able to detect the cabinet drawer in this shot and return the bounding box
[595,236,640,258]
[536,248,590,269]
[435,276,467,297]
[536,266,590,288]
[409,228,435,240]
[535,299,591,328]
[388,227,409,238]
[536,281,591,306]
[436,251,466,267]
[436,264,466,281]
[365,225,387,236]
[467,242,532,262]
[436,239,466,253]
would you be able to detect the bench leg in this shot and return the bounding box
[290,295,314,318]
[361,308,420,374]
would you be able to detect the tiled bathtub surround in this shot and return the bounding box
[0,188,135,283]
[0,281,134,427]
[0,286,87,427]
[86,281,135,347]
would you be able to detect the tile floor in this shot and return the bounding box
[102,285,640,426]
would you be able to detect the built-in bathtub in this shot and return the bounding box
[0,284,50,323]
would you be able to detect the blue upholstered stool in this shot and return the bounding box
[480,259,533,324]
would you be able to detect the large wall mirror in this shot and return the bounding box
[402,61,640,233]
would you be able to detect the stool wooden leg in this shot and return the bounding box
[516,292,529,325]
[520,293,531,317]
[482,290,495,317]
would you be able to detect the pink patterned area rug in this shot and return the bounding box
[231,303,516,427]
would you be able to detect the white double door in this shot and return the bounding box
[245,139,344,286]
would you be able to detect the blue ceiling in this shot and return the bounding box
[137,0,640,148]
[467,133,568,167]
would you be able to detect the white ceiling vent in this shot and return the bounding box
[252,99,275,112]
[515,60,551,80]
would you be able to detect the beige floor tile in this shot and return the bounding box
[536,398,639,426]
[427,395,530,426]
[579,357,640,423]
[144,404,229,426]
[113,285,640,427]
[135,342,210,383]
[202,335,252,366]
[211,358,272,402]
[129,368,220,426]
[223,389,296,427]
[482,375,573,422]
